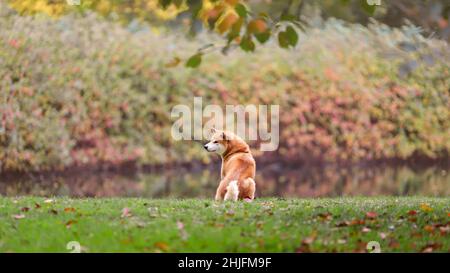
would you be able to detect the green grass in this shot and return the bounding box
[0,197,448,253]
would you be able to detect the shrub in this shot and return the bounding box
[0,4,449,171]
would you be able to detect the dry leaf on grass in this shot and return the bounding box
[121,207,132,218]
[13,214,25,219]
[154,241,169,252]
[365,211,377,219]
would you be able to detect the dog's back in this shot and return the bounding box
[222,151,256,200]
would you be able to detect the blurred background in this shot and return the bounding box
[0,0,449,198]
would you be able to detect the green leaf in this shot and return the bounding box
[278,26,298,48]
[235,3,247,18]
[240,36,255,52]
[185,53,202,68]
[228,17,243,38]
[173,0,183,8]
[255,31,271,44]
[159,0,172,9]
[286,26,298,47]
[278,31,289,48]
[361,1,377,15]
[280,13,297,22]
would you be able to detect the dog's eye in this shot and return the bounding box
[213,141,218,144]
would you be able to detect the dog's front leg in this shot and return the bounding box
[214,179,229,201]
[214,190,223,201]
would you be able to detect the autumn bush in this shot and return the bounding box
[0,3,449,172]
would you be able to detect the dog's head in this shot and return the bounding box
[203,128,227,154]
[204,128,249,155]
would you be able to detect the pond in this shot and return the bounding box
[1,163,449,198]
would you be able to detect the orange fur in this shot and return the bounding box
[204,129,256,201]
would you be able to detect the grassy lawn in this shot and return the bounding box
[0,197,448,253]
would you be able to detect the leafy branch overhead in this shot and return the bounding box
[158,0,379,68]
[13,0,447,68]
[172,0,304,67]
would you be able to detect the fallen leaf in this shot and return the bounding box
[257,239,265,247]
[388,239,400,249]
[21,207,30,212]
[317,212,333,221]
[256,221,264,229]
[439,225,449,235]
[44,199,54,204]
[134,219,146,228]
[49,209,58,215]
[226,210,235,216]
[13,214,25,219]
[64,207,76,213]
[353,240,367,253]
[65,220,77,228]
[420,203,433,212]
[35,203,41,209]
[295,244,311,253]
[421,243,442,253]
[154,241,169,252]
[177,221,188,241]
[302,236,315,245]
[362,227,371,233]
[408,210,417,216]
[422,247,433,253]
[121,207,132,218]
[177,221,184,230]
[365,211,377,219]
[165,57,181,68]
[350,219,365,226]
[336,221,350,227]
[424,225,435,233]
[148,207,159,217]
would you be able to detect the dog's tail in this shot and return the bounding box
[224,180,239,201]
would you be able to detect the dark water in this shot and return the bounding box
[1,164,449,198]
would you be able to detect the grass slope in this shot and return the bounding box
[0,197,448,253]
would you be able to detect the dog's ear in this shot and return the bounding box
[222,132,227,141]
[210,127,217,134]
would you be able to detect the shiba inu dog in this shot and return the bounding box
[204,128,256,201]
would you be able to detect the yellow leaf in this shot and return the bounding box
[225,0,240,6]
[64,207,76,213]
[154,241,169,251]
[420,203,433,212]
[424,225,434,232]
[217,12,239,34]
[165,57,181,68]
